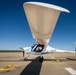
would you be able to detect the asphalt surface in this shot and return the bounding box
[0,52,76,75]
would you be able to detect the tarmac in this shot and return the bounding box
[0,52,76,75]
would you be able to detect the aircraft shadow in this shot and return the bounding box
[20,57,43,75]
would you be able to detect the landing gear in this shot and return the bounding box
[24,58,28,61]
[39,56,43,62]
[23,52,31,61]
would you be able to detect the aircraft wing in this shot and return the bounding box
[23,2,70,46]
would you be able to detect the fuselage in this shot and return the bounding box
[23,45,75,54]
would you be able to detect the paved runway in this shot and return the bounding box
[0,52,76,75]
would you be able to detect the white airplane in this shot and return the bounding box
[20,45,76,59]
[21,2,70,62]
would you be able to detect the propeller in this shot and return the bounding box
[20,47,25,57]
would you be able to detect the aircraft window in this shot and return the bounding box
[32,44,45,52]
[36,47,42,51]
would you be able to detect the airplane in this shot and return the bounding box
[21,2,70,62]
[20,45,76,61]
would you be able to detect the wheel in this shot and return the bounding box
[39,56,43,62]
[24,58,28,61]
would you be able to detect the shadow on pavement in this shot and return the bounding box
[20,56,43,75]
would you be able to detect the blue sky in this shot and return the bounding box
[0,0,76,50]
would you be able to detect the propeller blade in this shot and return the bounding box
[20,47,25,57]
[23,51,25,57]
[20,47,22,49]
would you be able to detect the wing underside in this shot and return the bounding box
[23,2,70,46]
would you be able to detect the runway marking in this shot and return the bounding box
[0,65,17,71]
[65,68,76,75]
[55,59,61,62]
